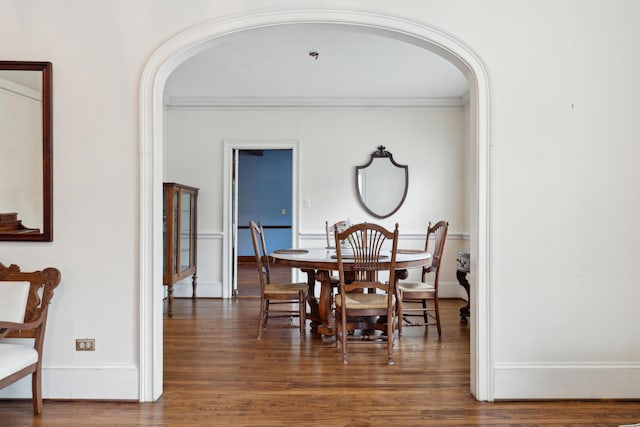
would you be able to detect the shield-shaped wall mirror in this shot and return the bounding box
[355,146,408,219]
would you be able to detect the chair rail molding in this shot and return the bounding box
[299,231,469,242]
[197,231,224,240]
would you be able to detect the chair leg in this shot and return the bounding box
[434,297,442,337]
[32,368,42,415]
[421,299,429,328]
[387,317,394,365]
[299,291,306,338]
[258,298,266,339]
[341,311,348,364]
[397,295,403,336]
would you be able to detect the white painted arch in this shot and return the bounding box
[139,9,492,402]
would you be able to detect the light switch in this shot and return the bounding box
[304,198,311,208]
[281,208,286,215]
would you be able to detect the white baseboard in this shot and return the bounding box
[169,281,223,298]
[494,363,640,399]
[439,281,468,299]
[3,330,637,401]
[170,281,464,300]
[0,364,139,400]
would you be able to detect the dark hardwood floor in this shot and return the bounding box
[1,264,639,426]
[235,260,262,297]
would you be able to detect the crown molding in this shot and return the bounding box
[163,94,469,109]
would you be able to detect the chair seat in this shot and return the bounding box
[264,282,307,294]
[335,292,396,309]
[0,343,38,380]
[398,281,434,293]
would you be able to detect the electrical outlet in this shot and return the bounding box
[76,338,95,351]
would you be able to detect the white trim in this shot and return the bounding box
[197,231,224,239]
[299,231,469,241]
[139,9,492,403]
[198,231,467,241]
[139,31,166,403]
[473,52,493,402]
[439,281,470,299]
[494,363,640,399]
[170,281,223,298]
[223,139,300,299]
[165,95,469,109]
[0,364,139,400]
[170,281,465,300]
[197,230,467,242]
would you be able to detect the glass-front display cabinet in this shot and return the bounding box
[163,182,199,316]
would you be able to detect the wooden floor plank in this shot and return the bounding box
[1,265,639,426]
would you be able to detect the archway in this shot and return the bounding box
[140,9,492,402]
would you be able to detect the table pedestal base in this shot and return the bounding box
[304,268,408,339]
[302,269,336,338]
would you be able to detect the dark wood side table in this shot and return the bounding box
[456,251,470,323]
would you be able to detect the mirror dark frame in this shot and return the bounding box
[0,61,53,242]
[355,145,408,219]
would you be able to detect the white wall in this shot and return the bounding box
[164,107,470,298]
[0,0,639,401]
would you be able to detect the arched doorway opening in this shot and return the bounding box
[139,9,492,402]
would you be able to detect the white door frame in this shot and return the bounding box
[140,9,492,402]
[223,140,300,298]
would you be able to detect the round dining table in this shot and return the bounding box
[270,247,432,338]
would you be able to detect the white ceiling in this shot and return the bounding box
[164,24,469,107]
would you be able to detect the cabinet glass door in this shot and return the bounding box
[173,192,180,275]
[179,191,192,273]
[163,192,167,274]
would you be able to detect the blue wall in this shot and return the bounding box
[237,149,292,256]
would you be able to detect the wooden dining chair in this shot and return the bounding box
[325,221,332,248]
[325,220,350,286]
[0,262,61,415]
[334,222,400,365]
[397,220,449,336]
[249,221,308,339]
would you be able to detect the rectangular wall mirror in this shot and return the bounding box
[0,61,53,241]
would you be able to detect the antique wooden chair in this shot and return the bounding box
[324,220,349,287]
[0,262,61,415]
[333,222,400,365]
[325,220,353,248]
[397,220,449,336]
[325,221,333,248]
[249,221,308,339]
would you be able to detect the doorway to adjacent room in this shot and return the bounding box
[233,148,293,297]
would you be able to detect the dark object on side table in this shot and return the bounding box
[456,251,470,323]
